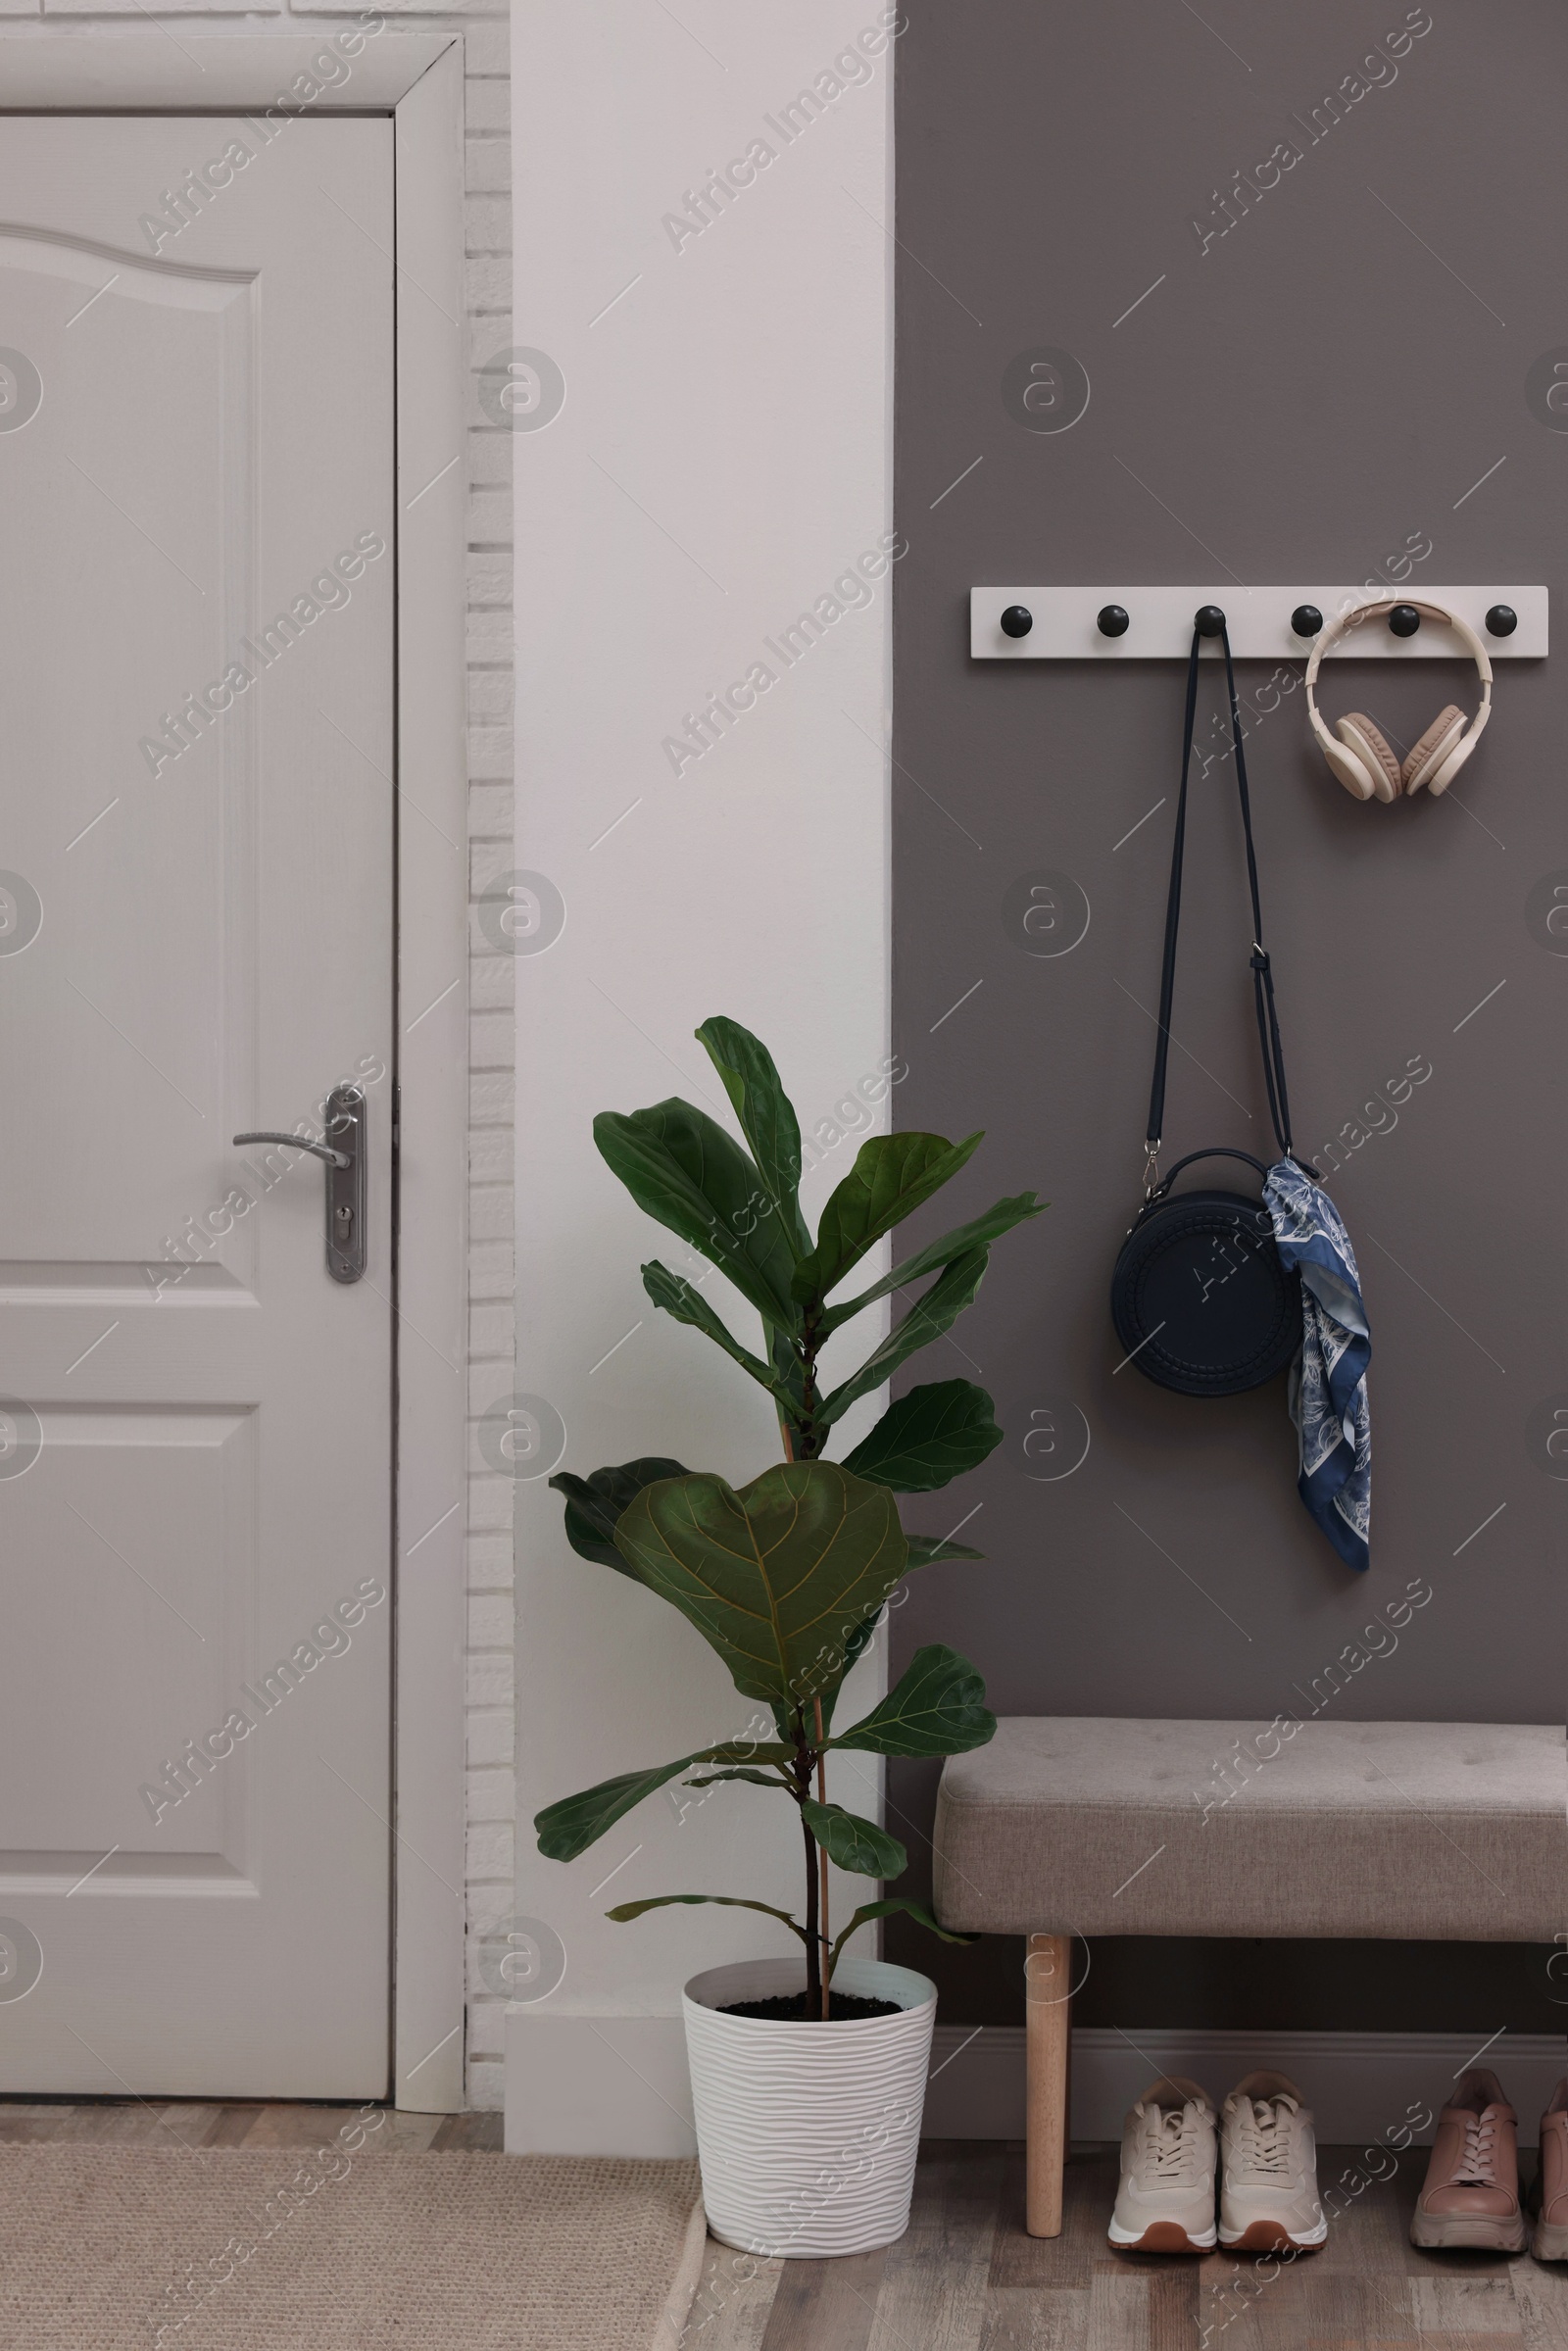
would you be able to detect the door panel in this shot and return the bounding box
[0,118,394,2093]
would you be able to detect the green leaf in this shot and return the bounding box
[828,1896,980,1973]
[818,1249,990,1428]
[827,1643,996,1758]
[641,1261,792,1397]
[613,1459,907,1708]
[800,1797,907,1879]
[536,1739,796,1861]
[762,1608,885,1744]
[792,1132,983,1306]
[594,1100,800,1336]
[695,1017,810,1257]
[904,1534,985,1568]
[549,1458,690,1575]
[840,1380,1003,1493]
[819,1607,882,1730]
[607,1893,808,1944]
[536,1761,693,1859]
[822,1194,1046,1332]
[682,1767,793,1789]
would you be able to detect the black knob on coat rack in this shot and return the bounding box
[1291,605,1324,638]
[1486,604,1518,637]
[1000,605,1033,638]
[1097,605,1130,637]
[1389,604,1421,637]
[1195,605,1227,637]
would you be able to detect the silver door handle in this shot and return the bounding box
[232,1132,349,1169]
[233,1083,367,1283]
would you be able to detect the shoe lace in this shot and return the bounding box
[1236,2096,1296,2180]
[1451,2110,1501,2188]
[1143,2102,1200,2182]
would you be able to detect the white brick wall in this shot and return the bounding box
[457,6,515,2116]
[20,0,517,2106]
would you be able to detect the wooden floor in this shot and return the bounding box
[9,2108,1567,2346]
[691,2139,1568,2350]
[0,2095,502,2153]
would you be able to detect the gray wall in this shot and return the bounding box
[889,0,1566,2031]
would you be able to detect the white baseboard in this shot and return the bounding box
[923,2026,1568,2149]
[505,2009,1568,2156]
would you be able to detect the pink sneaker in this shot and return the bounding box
[1410,2070,1527,2253]
[1535,2078,1568,2261]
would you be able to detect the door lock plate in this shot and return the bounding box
[323,1085,367,1283]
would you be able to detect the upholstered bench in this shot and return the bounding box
[932,1716,1568,2235]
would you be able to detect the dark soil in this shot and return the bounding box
[718,1991,902,2022]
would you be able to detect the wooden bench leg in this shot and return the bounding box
[1026,1932,1071,2237]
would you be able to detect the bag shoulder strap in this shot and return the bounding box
[1145,622,1296,1177]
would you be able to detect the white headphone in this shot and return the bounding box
[1304,598,1492,802]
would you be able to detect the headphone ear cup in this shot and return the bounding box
[1335,714,1402,803]
[1321,737,1377,800]
[1401,705,1468,796]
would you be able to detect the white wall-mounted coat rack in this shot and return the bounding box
[970,586,1547,661]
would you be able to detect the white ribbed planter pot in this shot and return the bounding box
[682,1955,937,2259]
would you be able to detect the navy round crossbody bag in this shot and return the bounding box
[1109,616,1304,1396]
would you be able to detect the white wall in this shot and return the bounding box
[510,0,897,2145]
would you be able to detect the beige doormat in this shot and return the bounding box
[0,2146,705,2350]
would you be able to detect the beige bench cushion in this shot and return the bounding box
[933,1717,1568,1941]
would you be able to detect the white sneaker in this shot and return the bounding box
[1218,2072,1327,2251]
[1107,2076,1218,2252]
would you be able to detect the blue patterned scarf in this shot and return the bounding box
[1263,1160,1371,1573]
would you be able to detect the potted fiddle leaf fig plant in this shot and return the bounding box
[536,1016,1043,2257]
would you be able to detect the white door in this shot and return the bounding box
[0,117,394,2094]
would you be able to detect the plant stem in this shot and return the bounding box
[796,1309,823,1458]
[800,1798,820,2015]
[812,1696,829,2018]
[784,1320,830,2016]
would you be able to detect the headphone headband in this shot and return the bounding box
[1304,598,1493,761]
